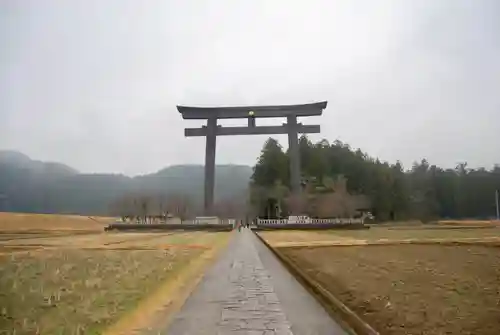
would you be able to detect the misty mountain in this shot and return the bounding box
[0,150,252,215]
[0,150,79,176]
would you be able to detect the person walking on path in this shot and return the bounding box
[237,220,242,232]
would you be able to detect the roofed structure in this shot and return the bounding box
[177,101,327,119]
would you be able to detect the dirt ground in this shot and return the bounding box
[282,244,500,335]
[260,225,500,247]
[0,212,115,232]
[0,230,231,335]
[0,231,223,252]
[437,219,500,226]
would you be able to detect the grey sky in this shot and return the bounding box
[1,0,499,176]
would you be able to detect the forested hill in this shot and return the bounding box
[3,140,500,221]
[251,137,500,221]
[0,150,252,215]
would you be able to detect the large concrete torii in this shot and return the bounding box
[177,101,327,215]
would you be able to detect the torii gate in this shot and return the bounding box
[177,101,327,215]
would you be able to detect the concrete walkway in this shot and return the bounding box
[164,229,346,335]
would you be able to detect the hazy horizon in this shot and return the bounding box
[1,0,499,175]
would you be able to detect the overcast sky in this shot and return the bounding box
[1,0,499,176]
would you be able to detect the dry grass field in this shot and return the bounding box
[1,248,203,334]
[283,245,500,335]
[0,212,115,232]
[437,219,500,226]
[260,225,500,335]
[0,213,231,335]
[260,225,500,247]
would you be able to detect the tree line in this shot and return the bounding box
[251,136,500,221]
[109,192,248,222]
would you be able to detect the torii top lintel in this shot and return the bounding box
[177,101,327,120]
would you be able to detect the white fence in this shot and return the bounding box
[257,219,289,225]
[257,218,364,225]
[183,217,236,225]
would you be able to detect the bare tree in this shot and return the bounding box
[147,193,167,223]
[109,194,140,222]
[134,194,153,223]
[110,193,198,223]
[108,197,124,219]
[157,193,166,221]
[286,193,308,215]
[165,194,192,220]
[213,199,246,219]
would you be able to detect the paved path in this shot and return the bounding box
[163,229,346,335]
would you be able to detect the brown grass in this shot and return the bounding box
[103,233,231,335]
[0,248,202,334]
[0,212,115,232]
[0,229,232,334]
[437,219,500,226]
[260,226,500,334]
[259,225,500,247]
[282,244,500,335]
[1,231,229,249]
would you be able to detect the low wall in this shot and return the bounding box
[257,218,364,225]
[254,218,368,230]
[253,223,368,231]
[104,223,233,232]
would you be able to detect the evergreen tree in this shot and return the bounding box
[251,136,500,221]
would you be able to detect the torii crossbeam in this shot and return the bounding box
[177,101,327,215]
